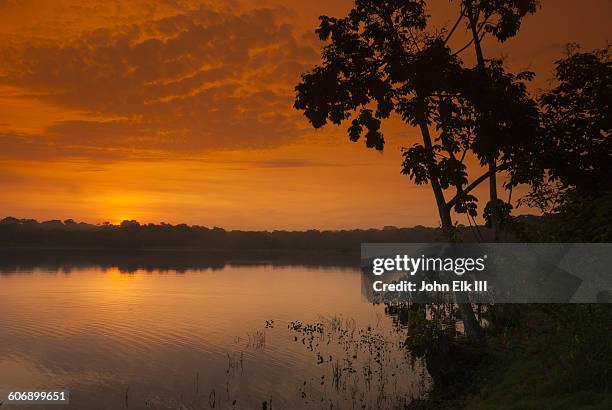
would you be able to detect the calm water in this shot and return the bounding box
[0,255,428,409]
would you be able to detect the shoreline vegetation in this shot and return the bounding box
[2,213,611,409]
[0,215,528,251]
[407,303,612,410]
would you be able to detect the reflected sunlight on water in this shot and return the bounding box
[0,261,428,409]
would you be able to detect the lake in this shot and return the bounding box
[0,251,429,409]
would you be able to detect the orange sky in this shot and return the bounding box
[0,0,610,230]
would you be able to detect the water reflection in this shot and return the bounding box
[0,249,358,274]
[0,251,428,409]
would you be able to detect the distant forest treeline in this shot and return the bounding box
[0,216,503,250]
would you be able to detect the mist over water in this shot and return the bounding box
[0,254,427,409]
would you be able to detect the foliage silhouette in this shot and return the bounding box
[294,0,540,341]
[0,216,454,250]
[508,45,612,243]
[515,45,612,199]
[448,0,540,240]
[294,0,538,235]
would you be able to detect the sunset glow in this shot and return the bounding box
[1,0,610,229]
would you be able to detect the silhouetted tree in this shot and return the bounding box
[295,1,485,341]
[120,220,141,228]
[293,0,544,340]
[295,0,538,231]
[295,1,453,231]
[446,0,540,239]
[541,45,610,192]
[512,45,611,220]
[0,216,454,249]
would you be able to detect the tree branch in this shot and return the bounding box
[448,161,513,208]
[443,6,465,46]
[452,38,475,56]
[453,9,489,56]
[407,28,421,52]
[459,147,468,163]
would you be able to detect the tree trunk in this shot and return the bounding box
[418,118,483,343]
[458,301,484,342]
[488,160,499,240]
[469,10,500,242]
[417,121,452,230]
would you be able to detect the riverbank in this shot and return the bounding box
[410,304,612,409]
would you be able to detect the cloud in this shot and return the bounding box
[0,4,319,160]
